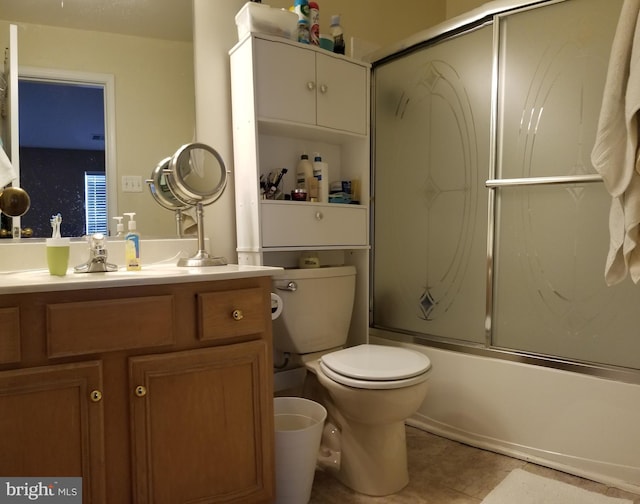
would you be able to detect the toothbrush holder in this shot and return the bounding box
[46,237,71,276]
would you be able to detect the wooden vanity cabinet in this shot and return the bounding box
[0,275,275,504]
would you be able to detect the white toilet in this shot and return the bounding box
[272,265,431,496]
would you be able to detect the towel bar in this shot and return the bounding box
[485,174,602,188]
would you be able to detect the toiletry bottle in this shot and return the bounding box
[124,212,141,270]
[330,14,345,54]
[309,2,320,45]
[294,0,311,44]
[312,153,329,203]
[113,216,124,237]
[297,19,311,44]
[296,153,314,198]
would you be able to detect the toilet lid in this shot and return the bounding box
[319,344,431,389]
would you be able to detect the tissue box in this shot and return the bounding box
[235,2,298,41]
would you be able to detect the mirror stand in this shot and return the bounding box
[175,209,185,238]
[177,202,227,267]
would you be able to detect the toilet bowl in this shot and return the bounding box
[305,344,431,496]
[272,266,432,496]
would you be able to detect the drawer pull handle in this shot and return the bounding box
[135,386,147,397]
[232,309,244,321]
[306,81,315,91]
[90,390,102,402]
[319,84,328,94]
[315,211,324,221]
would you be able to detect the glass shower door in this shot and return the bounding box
[491,0,640,368]
[372,24,493,345]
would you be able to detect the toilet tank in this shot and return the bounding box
[272,265,356,354]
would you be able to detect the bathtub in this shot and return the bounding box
[372,335,640,494]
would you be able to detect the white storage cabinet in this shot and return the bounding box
[230,33,371,346]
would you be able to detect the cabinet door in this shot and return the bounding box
[130,342,274,504]
[255,39,316,125]
[0,361,106,504]
[316,53,368,134]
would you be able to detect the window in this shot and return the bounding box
[85,172,107,235]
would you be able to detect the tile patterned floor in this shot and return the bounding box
[309,426,640,503]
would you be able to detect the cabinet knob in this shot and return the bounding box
[315,211,324,221]
[232,309,244,321]
[135,385,147,397]
[90,390,102,402]
[306,81,315,91]
[319,84,328,94]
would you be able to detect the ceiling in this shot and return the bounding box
[0,0,192,42]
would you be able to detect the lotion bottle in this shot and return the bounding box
[312,153,329,203]
[296,153,314,197]
[124,212,141,270]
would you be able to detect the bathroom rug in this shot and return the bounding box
[481,469,632,504]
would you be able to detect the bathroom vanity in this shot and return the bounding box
[0,265,279,504]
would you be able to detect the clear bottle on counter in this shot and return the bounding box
[330,14,345,54]
[124,212,141,271]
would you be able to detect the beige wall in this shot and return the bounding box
[446,0,488,19]
[267,0,447,50]
[1,20,195,238]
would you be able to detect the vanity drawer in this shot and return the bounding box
[0,307,20,364]
[47,295,175,358]
[198,287,266,342]
[261,202,368,247]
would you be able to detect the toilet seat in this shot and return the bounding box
[319,344,431,390]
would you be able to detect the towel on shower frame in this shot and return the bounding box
[591,0,640,285]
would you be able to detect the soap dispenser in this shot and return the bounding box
[113,216,124,237]
[124,212,141,270]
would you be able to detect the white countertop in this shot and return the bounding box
[0,263,283,295]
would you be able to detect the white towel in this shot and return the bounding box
[0,142,17,189]
[591,0,640,285]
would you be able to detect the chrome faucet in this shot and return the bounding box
[74,233,118,273]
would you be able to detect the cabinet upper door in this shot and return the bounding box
[316,53,368,134]
[255,39,316,125]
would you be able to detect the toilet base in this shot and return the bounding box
[334,419,409,496]
[303,361,429,497]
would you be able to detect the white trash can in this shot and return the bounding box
[274,397,327,504]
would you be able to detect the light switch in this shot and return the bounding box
[122,175,143,193]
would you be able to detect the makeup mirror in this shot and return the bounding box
[150,143,229,267]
